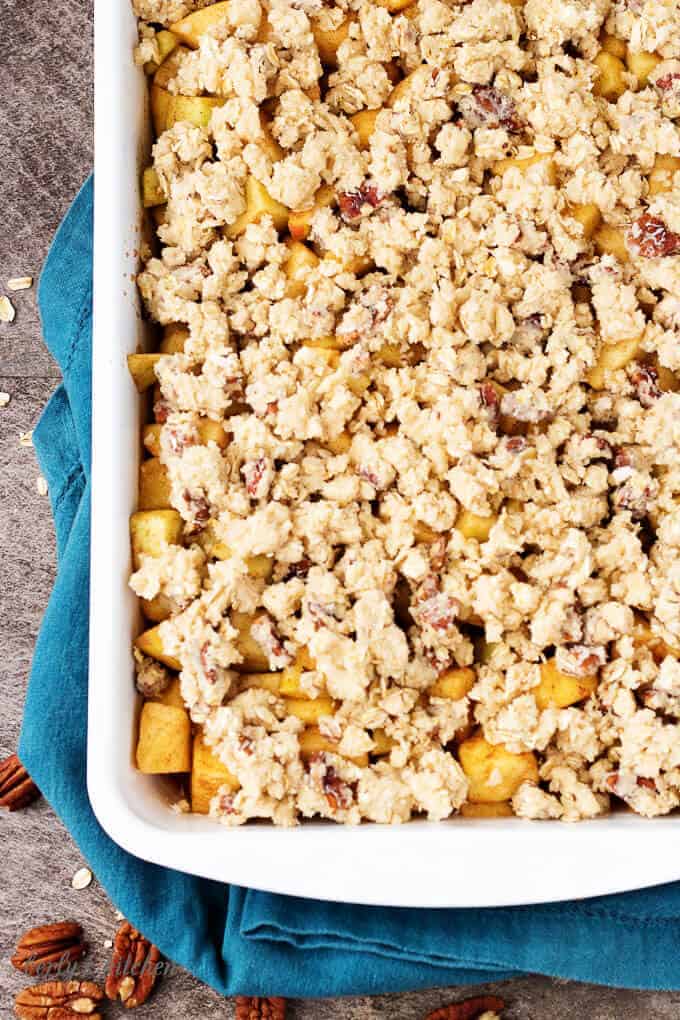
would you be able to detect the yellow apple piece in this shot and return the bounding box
[288,184,336,241]
[299,726,369,766]
[311,16,353,68]
[160,323,189,354]
[137,701,191,774]
[231,612,271,672]
[350,109,380,149]
[127,353,161,392]
[492,151,557,185]
[284,696,337,724]
[599,34,627,60]
[144,29,179,75]
[138,458,172,511]
[226,176,289,239]
[587,336,641,389]
[191,731,240,813]
[593,223,629,262]
[430,667,475,700]
[593,51,627,101]
[625,50,662,88]
[283,241,320,299]
[142,167,166,208]
[648,155,680,197]
[533,658,598,710]
[171,2,232,48]
[130,509,183,568]
[460,801,515,818]
[455,510,497,542]
[459,732,539,803]
[134,624,182,671]
[142,424,162,458]
[279,648,318,697]
[569,203,602,239]
[140,594,176,623]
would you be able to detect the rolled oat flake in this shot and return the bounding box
[71,866,93,890]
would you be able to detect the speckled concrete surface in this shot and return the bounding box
[1,3,679,1018]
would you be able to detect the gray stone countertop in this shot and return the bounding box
[1,2,678,1017]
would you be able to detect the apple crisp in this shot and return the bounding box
[129,0,680,825]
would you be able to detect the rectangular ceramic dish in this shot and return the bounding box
[87,0,680,908]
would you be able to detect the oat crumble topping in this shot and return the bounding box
[131,0,680,825]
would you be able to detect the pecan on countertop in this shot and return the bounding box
[0,753,40,811]
[235,996,287,1019]
[105,921,162,1009]
[425,994,506,1019]
[14,980,104,1019]
[11,922,86,976]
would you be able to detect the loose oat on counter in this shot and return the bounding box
[128,0,680,825]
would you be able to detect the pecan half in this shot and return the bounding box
[0,753,40,811]
[628,214,680,258]
[235,996,287,1019]
[12,923,86,977]
[425,994,506,1020]
[105,921,162,1009]
[14,980,104,1019]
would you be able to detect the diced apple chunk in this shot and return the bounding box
[226,176,289,239]
[533,658,598,710]
[626,49,661,88]
[311,17,353,68]
[138,458,172,511]
[127,353,161,392]
[160,323,189,354]
[460,801,514,818]
[459,732,539,803]
[279,648,317,697]
[284,696,337,724]
[283,241,320,299]
[455,510,496,542]
[142,167,166,208]
[430,667,475,700]
[232,612,271,672]
[171,2,232,48]
[151,85,224,136]
[593,51,627,101]
[587,336,641,389]
[593,223,629,262]
[299,726,368,766]
[648,155,680,197]
[142,424,162,458]
[137,701,191,774]
[492,151,557,184]
[144,29,179,75]
[288,185,336,241]
[350,109,380,149]
[569,203,602,239]
[191,732,239,813]
[130,509,183,568]
[134,624,182,671]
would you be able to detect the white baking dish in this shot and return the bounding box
[88,0,680,908]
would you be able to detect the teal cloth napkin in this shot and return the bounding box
[19,176,680,997]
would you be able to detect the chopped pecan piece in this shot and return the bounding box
[105,921,162,1009]
[14,980,105,1020]
[479,381,500,420]
[338,183,382,222]
[425,994,506,1019]
[183,489,210,531]
[243,456,273,500]
[12,923,86,977]
[630,364,661,407]
[460,84,523,132]
[555,644,606,677]
[0,753,40,811]
[235,997,287,1020]
[628,214,680,258]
